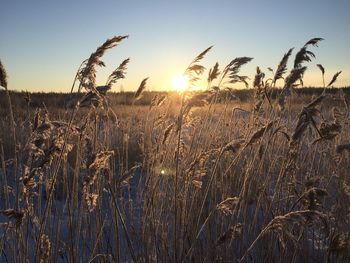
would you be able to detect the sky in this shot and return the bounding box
[1,0,350,92]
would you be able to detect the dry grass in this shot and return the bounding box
[0,36,350,262]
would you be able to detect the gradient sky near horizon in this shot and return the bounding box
[1,0,350,92]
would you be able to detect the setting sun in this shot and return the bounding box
[172,74,189,92]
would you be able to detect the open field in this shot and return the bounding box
[1,37,350,263]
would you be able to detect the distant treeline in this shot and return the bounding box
[1,87,349,110]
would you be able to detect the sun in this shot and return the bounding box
[172,74,189,92]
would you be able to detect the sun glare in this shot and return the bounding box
[172,74,189,92]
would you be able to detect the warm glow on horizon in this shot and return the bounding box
[172,74,189,92]
[2,1,350,92]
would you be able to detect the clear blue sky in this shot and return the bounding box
[1,0,349,92]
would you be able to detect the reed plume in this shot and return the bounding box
[273,48,293,85]
[185,46,213,84]
[80,35,128,90]
[317,64,325,75]
[208,62,220,84]
[134,77,149,100]
[327,71,342,87]
[221,57,253,87]
[294,37,323,69]
[106,58,130,88]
